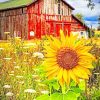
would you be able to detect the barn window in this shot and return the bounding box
[58,0,60,14]
[58,3,60,14]
[81,32,84,35]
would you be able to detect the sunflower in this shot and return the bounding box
[43,30,95,86]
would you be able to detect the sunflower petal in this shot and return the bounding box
[73,66,89,79]
[57,68,63,80]
[63,69,68,83]
[60,30,66,46]
[69,69,79,84]
[59,77,65,87]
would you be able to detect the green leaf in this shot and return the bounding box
[71,87,83,93]
[36,94,50,100]
[64,91,78,100]
[51,93,63,100]
[70,81,76,87]
[52,81,60,90]
[78,80,85,91]
[92,90,100,98]
[92,61,97,68]
[51,91,78,100]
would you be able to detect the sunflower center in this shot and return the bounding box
[57,48,79,70]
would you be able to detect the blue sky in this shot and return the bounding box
[0,0,100,29]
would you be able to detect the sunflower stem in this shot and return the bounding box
[61,84,66,94]
[49,85,52,100]
[85,80,88,99]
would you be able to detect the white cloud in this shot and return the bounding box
[67,0,100,17]
[85,20,98,29]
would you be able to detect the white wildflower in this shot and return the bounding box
[6,92,13,97]
[16,75,23,78]
[13,62,16,64]
[3,58,12,60]
[11,71,14,73]
[23,71,25,73]
[25,43,37,47]
[41,90,49,94]
[9,74,14,76]
[4,32,10,35]
[24,89,36,93]
[3,85,11,89]
[35,79,41,82]
[14,66,20,69]
[24,52,30,55]
[0,48,4,50]
[18,81,24,84]
[33,52,44,59]
[23,46,29,49]
[32,75,38,78]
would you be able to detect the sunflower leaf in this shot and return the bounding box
[36,94,50,100]
[52,81,60,91]
[51,92,78,100]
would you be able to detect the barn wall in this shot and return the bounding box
[71,17,86,32]
[0,7,28,40]
[43,0,72,15]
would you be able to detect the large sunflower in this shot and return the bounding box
[44,30,95,86]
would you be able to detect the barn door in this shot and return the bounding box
[36,16,41,38]
[56,23,62,36]
[64,24,71,36]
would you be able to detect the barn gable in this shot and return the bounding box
[0,0,74,11]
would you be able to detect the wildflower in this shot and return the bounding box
[11,71,14,73]
[6,92,13,97]
[14,66,20,69]
[32,75,39,78]
[3,58,12,60]
[0,48,4,50]
[33,52,44,58]
[24,43,37,48]
[24,52,30,55]
[35,79,41,82]
[13,62,16,64]
[3,85,11,89]
[16,75,23,78]
[41,90,49,94]
[9,74,14,76]
[4,32,10,35]
[43,30,95,86]
[18,81,24,84]
[15,37,21,39]
[23,46,29,49]
[24,89,36,93]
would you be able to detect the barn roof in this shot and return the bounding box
[72,15,90,30]
[0,0,38,11]
[0,0,74,11]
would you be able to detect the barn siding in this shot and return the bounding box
[42,0,72,15]
[0,7,28,39]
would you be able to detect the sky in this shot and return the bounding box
[0,0,100,29]
[66,0,100,29]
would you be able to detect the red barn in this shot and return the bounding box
[0,0,89,40]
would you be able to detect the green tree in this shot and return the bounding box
[75,13,84,22]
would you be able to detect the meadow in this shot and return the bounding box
[0,32,100,100]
